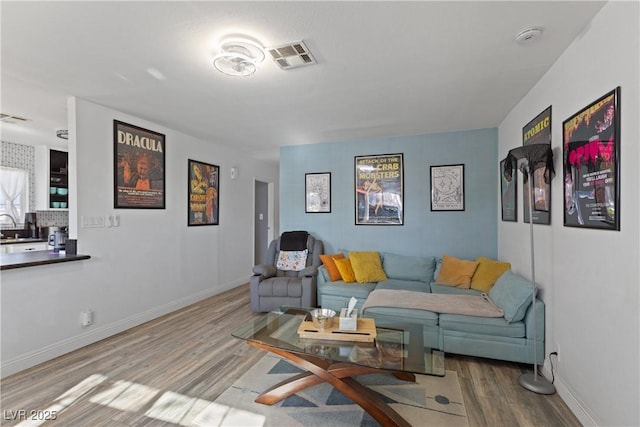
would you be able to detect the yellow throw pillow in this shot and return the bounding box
[319,253,345,281]
[334,258,356,283]
[348,251,387,283]
[435,255,479,289]
[471,257,511,292]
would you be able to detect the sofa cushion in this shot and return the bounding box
[334,258,356,283]
[430,283,483,296]
[382,253,436,282]
[363,306,439,326]
[319,253,345,281]
[470,257,511,292]
[257,277,303,298]
[434,258,442,278]
[349,251,387,283]
[319,281,377,300]
[376,279,431,293]
[439,313,525,338]
[488,270,533,323]
[434,255,479,288]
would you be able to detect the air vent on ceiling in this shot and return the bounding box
[267,40,316,70]
[0,113,30,124]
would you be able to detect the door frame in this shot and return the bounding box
[253,178,275,266]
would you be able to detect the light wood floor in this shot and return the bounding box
[1,284,580,426]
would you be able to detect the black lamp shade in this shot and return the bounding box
[504,143,555,184]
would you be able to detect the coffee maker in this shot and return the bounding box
[48,228,68,252]
[24,212,38,238]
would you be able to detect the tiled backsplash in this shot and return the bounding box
[1,140,69,228]
[36,210,69,228]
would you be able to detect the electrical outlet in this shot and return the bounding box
[80,309,93,326]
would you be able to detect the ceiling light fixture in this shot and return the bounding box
[213,37,265,77]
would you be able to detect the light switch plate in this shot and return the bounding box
[81,216,105,228]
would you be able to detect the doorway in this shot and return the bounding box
[254,180,274,265]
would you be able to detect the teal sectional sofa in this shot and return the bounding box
[317,252,544,365]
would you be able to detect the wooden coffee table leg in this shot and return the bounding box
[248,341,412,427]
[393,371,416,382]
[255,371,324,405]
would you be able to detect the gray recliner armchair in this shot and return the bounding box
[250,231,324,313]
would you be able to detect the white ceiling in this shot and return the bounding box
[1,1,606,162]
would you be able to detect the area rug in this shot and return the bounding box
[193,354,468,426]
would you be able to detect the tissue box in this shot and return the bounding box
[339,308,358,331]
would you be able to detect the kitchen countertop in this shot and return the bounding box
[1,250,90,270]
[1,237,48,245]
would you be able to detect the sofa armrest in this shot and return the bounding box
[252,264,276,278]
[524,298,545,341]
[299,265,318,277]
[300,275,318,307]
[317,265,329,285]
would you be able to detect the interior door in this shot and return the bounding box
[254,180,269,265]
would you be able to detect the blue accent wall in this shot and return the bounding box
[280,128,498,259]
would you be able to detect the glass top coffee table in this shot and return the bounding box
[232,308,444,427]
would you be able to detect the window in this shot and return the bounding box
[0,166,30,226]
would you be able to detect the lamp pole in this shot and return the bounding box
[518,160,556,395]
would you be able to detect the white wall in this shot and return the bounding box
[1,98,279,376]
[498,2,639,426]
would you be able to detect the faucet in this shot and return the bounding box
[0,213,17,227]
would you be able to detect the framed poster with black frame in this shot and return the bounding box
[354,153,403,225]
[430,164,464,211]
[114,120,165,209]
[188,159,219,226]
[522,106,552,224]
[563,87,621,231]
[305,172,331,213]
[500,158,517,221]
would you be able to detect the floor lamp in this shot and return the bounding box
[505,143,556,395]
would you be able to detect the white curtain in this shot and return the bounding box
[0,167,28,223]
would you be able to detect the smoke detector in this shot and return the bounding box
[267,40,316,70]
[515,27,543,44]
[56,129,68,140]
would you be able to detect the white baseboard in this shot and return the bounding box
[543,360,597,426]
[1,280,246,378]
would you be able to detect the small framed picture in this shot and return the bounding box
[188,159,219,226]
[305,172,331,213]
[430,164,465,211]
